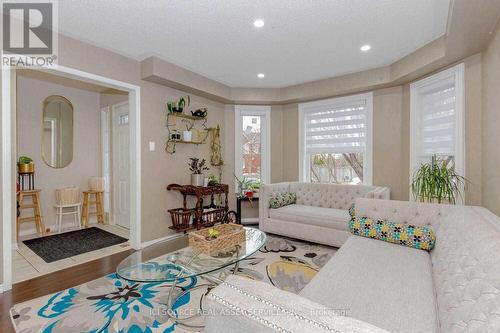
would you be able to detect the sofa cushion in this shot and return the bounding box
[269,204,351,231]
[300,235,438,333]
[349,217,436,251]
[289,182,380,210]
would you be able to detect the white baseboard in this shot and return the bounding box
[241,217,259,225]
[141,233,184,248]
[18,217,98,237]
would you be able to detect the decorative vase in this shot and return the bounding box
[191,174,204,186]
[17,163,34,174]
[183,130,192,142]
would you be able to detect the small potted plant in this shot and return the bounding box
[189,158,210,186]
[248,180,262,194]
[166,96,191,114]
[18,156,34,174]
[182,120,194,142]
[207,174,220,186]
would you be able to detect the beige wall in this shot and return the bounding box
[16,76,101,235]
[100,93,128,108]
[372,87,405,200]
[282,103,299,181]
[482,23,500,215]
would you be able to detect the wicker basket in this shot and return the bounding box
[188,223,245,254]
[89,177,105,191]
[169,208,194,229]
[55,187,80,205]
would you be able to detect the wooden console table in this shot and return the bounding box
[167,183,229,231]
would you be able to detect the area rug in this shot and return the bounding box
[11,234,336,332]
[22,227,128,263]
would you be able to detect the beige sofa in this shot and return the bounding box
[259,182,390,247]
[206,198,500,332]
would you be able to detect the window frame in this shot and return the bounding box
[234,105,271,191]
[409,63,465,202]
[298,92,373,185]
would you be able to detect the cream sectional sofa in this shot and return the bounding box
[259,182,390,247]
[206,198,500,332]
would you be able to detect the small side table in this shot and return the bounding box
[236,195,259,225]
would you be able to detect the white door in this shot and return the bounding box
[112,102,130,229]
[101,107,111,217]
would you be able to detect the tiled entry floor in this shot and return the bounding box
[13,224,130,283]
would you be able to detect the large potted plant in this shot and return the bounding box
[189,158,209,186]
[411,155,467,204]
[17,156,34,174]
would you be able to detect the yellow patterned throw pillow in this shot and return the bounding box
[349,217,436,251]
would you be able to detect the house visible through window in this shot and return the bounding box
[299,93,373,185]
[410,63,465,201]
[235,106,271,188]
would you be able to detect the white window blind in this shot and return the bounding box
[410,63,464,167]
[420,83,456,156]
[299,93,373,184]
[303,97,369,154]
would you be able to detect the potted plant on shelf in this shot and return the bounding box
[411,154,468,204]
[183,120,194,142]
[207,174,220,186]
[248,180,262,194]
[166,95,191,114]
[17,156,34,174]
[189,158,210,186]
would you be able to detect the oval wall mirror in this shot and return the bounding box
[42,95,74,168]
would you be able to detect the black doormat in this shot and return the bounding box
[22,227,128,263]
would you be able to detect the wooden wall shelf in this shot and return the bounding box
[165,112,209,153]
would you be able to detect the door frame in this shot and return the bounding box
[1,64,141,292]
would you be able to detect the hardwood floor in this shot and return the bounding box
[0,249,134,333]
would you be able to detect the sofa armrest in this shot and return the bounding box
[205,275,388,333]
[366,187,390,200]
[259,182,291,226]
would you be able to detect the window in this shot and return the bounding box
[299,93,373,185]
[235,105,271,188]
[410,63,465,200]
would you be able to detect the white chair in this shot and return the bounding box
[54,187,81,233]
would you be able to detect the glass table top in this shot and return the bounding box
[116,227,266,283]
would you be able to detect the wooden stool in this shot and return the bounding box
[81,190,106,227]
[17,189,45,240]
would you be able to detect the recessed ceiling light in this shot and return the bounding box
[257,73,265,78]
[360,44,371,52]
[253,19,265,28]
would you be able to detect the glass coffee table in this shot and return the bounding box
[116,227,266,329]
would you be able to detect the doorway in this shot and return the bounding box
[1,65,141,292]
[100,100,131,230]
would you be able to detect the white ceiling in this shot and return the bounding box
[59,0,450,88]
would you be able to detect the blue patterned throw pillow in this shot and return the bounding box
[269,192,297,209]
